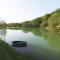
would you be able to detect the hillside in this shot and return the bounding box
[1,8,60,32]
[18,8,60,32]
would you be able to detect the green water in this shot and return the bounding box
[1,28,60,60]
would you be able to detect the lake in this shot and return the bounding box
[1,28,60,60]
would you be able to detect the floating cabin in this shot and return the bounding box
[12,41,27,47]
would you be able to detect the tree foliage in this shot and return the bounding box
[48,13,60,31]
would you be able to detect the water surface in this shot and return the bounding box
[1,28,60,60]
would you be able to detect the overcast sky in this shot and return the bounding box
[0,0,60,23]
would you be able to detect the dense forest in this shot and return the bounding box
[1,9,60,32]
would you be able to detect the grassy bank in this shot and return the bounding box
[0,40,34,60]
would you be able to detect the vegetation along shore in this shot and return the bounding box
[0,39,34,60]
[0,9,60,32]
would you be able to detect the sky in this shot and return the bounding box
[0,0,60,23]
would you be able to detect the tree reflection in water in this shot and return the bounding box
[21,28,60,49]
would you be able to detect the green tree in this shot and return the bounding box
[48,13,60,32]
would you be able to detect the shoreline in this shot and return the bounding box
[0,40,34,60]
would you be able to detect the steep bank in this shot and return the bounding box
[20,8,60,32]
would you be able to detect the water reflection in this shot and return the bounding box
[0,29,6,40]
[21,28,60,49]
[4,28,60,60]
